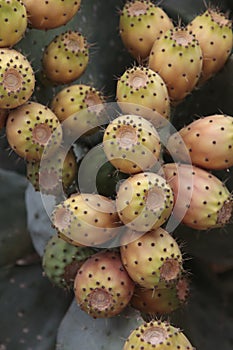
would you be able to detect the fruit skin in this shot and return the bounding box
[116,172,174,232]
[0,48,35,109]
[51,193,121,247]
[42,31,89,85]
[27,147,78,195]
[103,114,161,174]
[42,235,95,289]
[120,227,183,289]
[119,0,173,60]
[167,114,233,170]
[0,0,27,48]
[130,276,189,315]
[149,27,203,104]
[123,319,194,349]
[22,0,81,30]
[161,163,233,230]
[6,101,63,161]
[74,250,135,318]
[116,66,170,128]
[187,8,233,83]
[50,84,106,137]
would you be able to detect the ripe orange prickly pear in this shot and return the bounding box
[116,172,174,232]
[22,0,81,30]
[74,250,135,318]
[103,114,161,174]
[187,8,233,83]
[116,66,170,128]
[119,0,173,60]
[123,319,194,349]
[162,163,233,230]
[167,114,233,170]
[149,27,203,104]
[120,227,183,289]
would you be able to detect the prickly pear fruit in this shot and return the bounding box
[149,27,203,104]
[42,31,89,85]
[52,193,121,247]
[116,66,170,128]
[120,227,183,289]
[42,235,95,289]
[162,163,233,230]
[131,276,189,315]
[0,48,35,109]
[74,250,135,318]
[6,101,62,161]
[187,8,233,83]
[27,147,77,195]
[22,0,81,30]
[0,0,27,47]
[103,114,161,174]
[116,172,174,232]
[167,114,233,170]
[119,0,173,60]
[123,319,194,349]
[51,84,106,137]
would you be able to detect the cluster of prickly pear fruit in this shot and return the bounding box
[0,0,232,349]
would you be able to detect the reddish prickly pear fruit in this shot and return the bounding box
[6,101,62,161]
[42,235,95,289]
[187,8,233,83]
[22,0,81,30]
[0,48,35,109]
[149,27,203,104]
[27,147,77,195]
[123,319,194,350]
[167,114,233,170]
[103,114,161,174]
[52,193,121,247]
[119,0,173,60]
[116,66,170,128]
[120,227,183,289]
[51,84,106,137]
[130,276,189,315]
[116,172,174,232]
[0,0,27,48]
[42,31,89,85]
[74,250,135,318]
[162,163,233,230]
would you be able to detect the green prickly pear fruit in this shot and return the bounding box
[42,234,95,289]
[167,114,233,170]
[42,31,89,85]
[27,147,77,195]
[116,66,170,128]
[119,0,173,60]
[123,319,194,349]
[0,0,27,48]
[0,48,35,109]
[22,0,81,30]
[51,193,121,247]
[162,163,233,230]
[74,250,135,318]
[6,101,63,161]
[116,172,174,232]
[149,27,203,104]
[50,84,106,137]
[130,276,189,315]
[187,8,233,83]
[103,114,161,174]
[120,227,183,289]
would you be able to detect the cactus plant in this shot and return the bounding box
[0,1,233,350]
